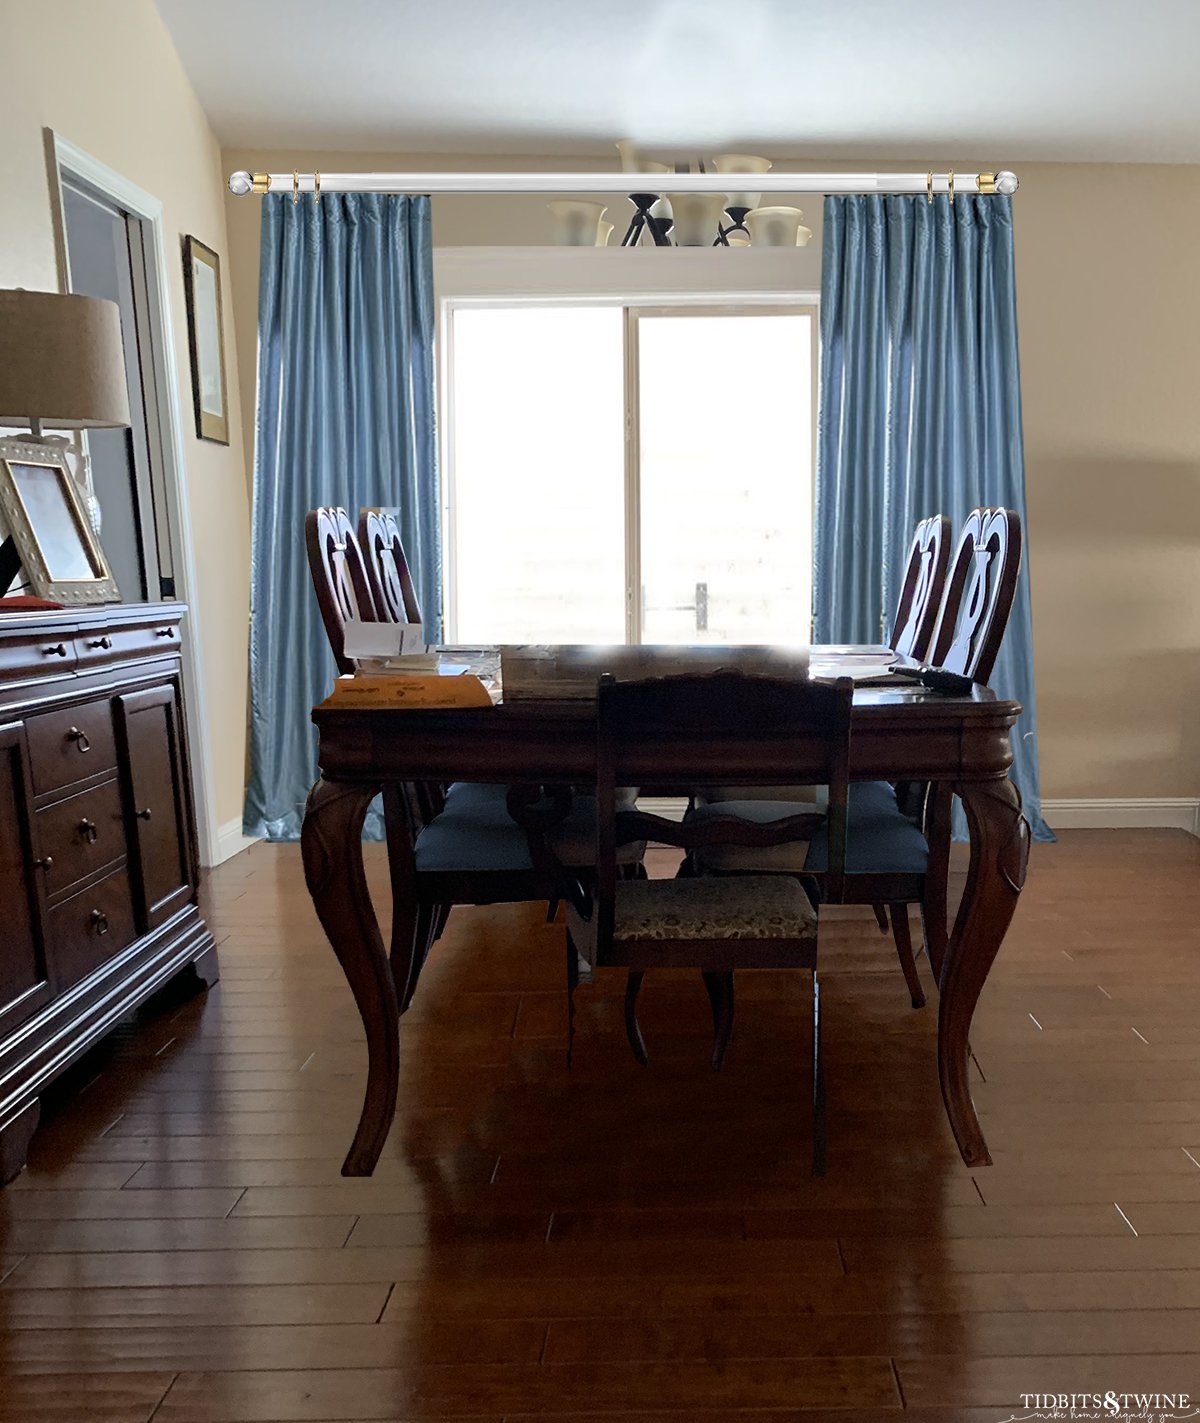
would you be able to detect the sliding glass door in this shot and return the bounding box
[446,301,815,646]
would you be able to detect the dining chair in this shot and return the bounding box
[305,506,381,675]
[511,671,853,1175]
[358,509,423,627]
[696,512,951,1007]
[687,507,1023,1005]
[890,514,952,661]
[305,506,642,1013]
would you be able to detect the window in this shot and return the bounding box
[445,301,815,645]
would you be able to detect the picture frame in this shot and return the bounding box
[182,235,229,444]
[0,441,121,604]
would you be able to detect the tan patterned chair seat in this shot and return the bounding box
[613,875,817,943]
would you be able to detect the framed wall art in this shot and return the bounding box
[182,235,229,444]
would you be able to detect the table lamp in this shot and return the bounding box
[0,289,131,598]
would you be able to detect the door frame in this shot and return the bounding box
[44,130,219,867]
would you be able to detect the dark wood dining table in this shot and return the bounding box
[301,652,1029,1176]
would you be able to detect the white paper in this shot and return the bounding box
[343,618,425,660]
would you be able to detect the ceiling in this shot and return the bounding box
[155,0,1200,163]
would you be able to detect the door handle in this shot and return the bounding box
[66,727,92,753]
[43,643,68,658]
[78,818,98,843]
[89,909,110,936]
[136,807,153,821]
[86,636,113,650]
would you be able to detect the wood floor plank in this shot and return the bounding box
[0,1188,243,1221]
[0,1283,393,1328]
[152,1358,899,1420]
[0,1319,546,1373]
[0,1215,355,1255]
[0,1372,174,1423]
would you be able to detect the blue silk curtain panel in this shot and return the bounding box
[244,193,438,841]
[814,193,1051,841]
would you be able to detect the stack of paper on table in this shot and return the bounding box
[501,644,812,701]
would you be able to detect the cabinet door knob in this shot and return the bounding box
[89,909,110,935]
[35,855,54,871]
[87,636,113,650]
[66,727,92,753]
[137,807,153,821]
[43,643,68,657]
[155,627,176,639]
[78,818,98,843]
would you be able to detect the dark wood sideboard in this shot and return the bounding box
[0,603,217,1183]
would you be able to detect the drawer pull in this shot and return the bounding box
[136,807,153,821]
[43,643,68,658]
[78,818,98,844]
[89,909,110,936]
[35,855,54,871]
[86,636,113,650]
[66,727,92,754]
[154,627,176,639]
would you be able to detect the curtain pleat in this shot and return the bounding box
[814,194,1051,841]
[244,193,439,842]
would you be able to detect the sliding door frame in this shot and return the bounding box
[435,248,820,647]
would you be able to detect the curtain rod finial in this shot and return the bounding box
[995,170,1019,195]
[229,171,253,196]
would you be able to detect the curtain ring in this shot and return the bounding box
[292,170,300,205]
[948,170,955,204]
[926,171,933,204]
[314,170,321,204]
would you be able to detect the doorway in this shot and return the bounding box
[48,131,218,865]
[59,174,174,602]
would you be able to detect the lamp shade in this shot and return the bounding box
[0,290,131,430]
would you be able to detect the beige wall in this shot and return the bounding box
[222,149,1200,808]
[1,0,251,849]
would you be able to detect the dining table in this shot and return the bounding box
[300,646,1030,1177]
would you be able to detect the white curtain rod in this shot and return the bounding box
[228,169,1018,198]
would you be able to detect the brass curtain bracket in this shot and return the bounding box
[250,172,270,194]
[977,171,997,194]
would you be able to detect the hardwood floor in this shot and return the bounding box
[4,830,1200,1420]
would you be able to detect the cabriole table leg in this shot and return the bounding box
[301,775,399,1175]
[939,775,1030,1166]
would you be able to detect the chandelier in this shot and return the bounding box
[546,143,813,249]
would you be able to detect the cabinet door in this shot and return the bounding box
[114,683,197,931]
[0,723,52,1036]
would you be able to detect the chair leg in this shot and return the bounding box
[889,902,926,1010]
[811,972,826,1177]
[397,901,440,1014]
[702,971,736,1071]
[624,970,649,1066]
[565,933,580,1068]
[871,903,889,934]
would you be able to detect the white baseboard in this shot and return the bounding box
[1042,798,1200,835]
[211,818,261,866]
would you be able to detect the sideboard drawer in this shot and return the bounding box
[0,630,78,683]
[26,700,117,796]
[34,777,126,900]
[46,867,137,992]
[74,619,181,671]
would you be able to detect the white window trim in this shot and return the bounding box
[435,247,821,645]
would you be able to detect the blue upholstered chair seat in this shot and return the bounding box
[415,782,640,873]
[686,780,928,876]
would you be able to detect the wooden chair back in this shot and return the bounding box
[890,515,952,662]
[305,506,379,675]
[593,673,854,938]
[929,508,1023,685]
[358,510,423,626]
